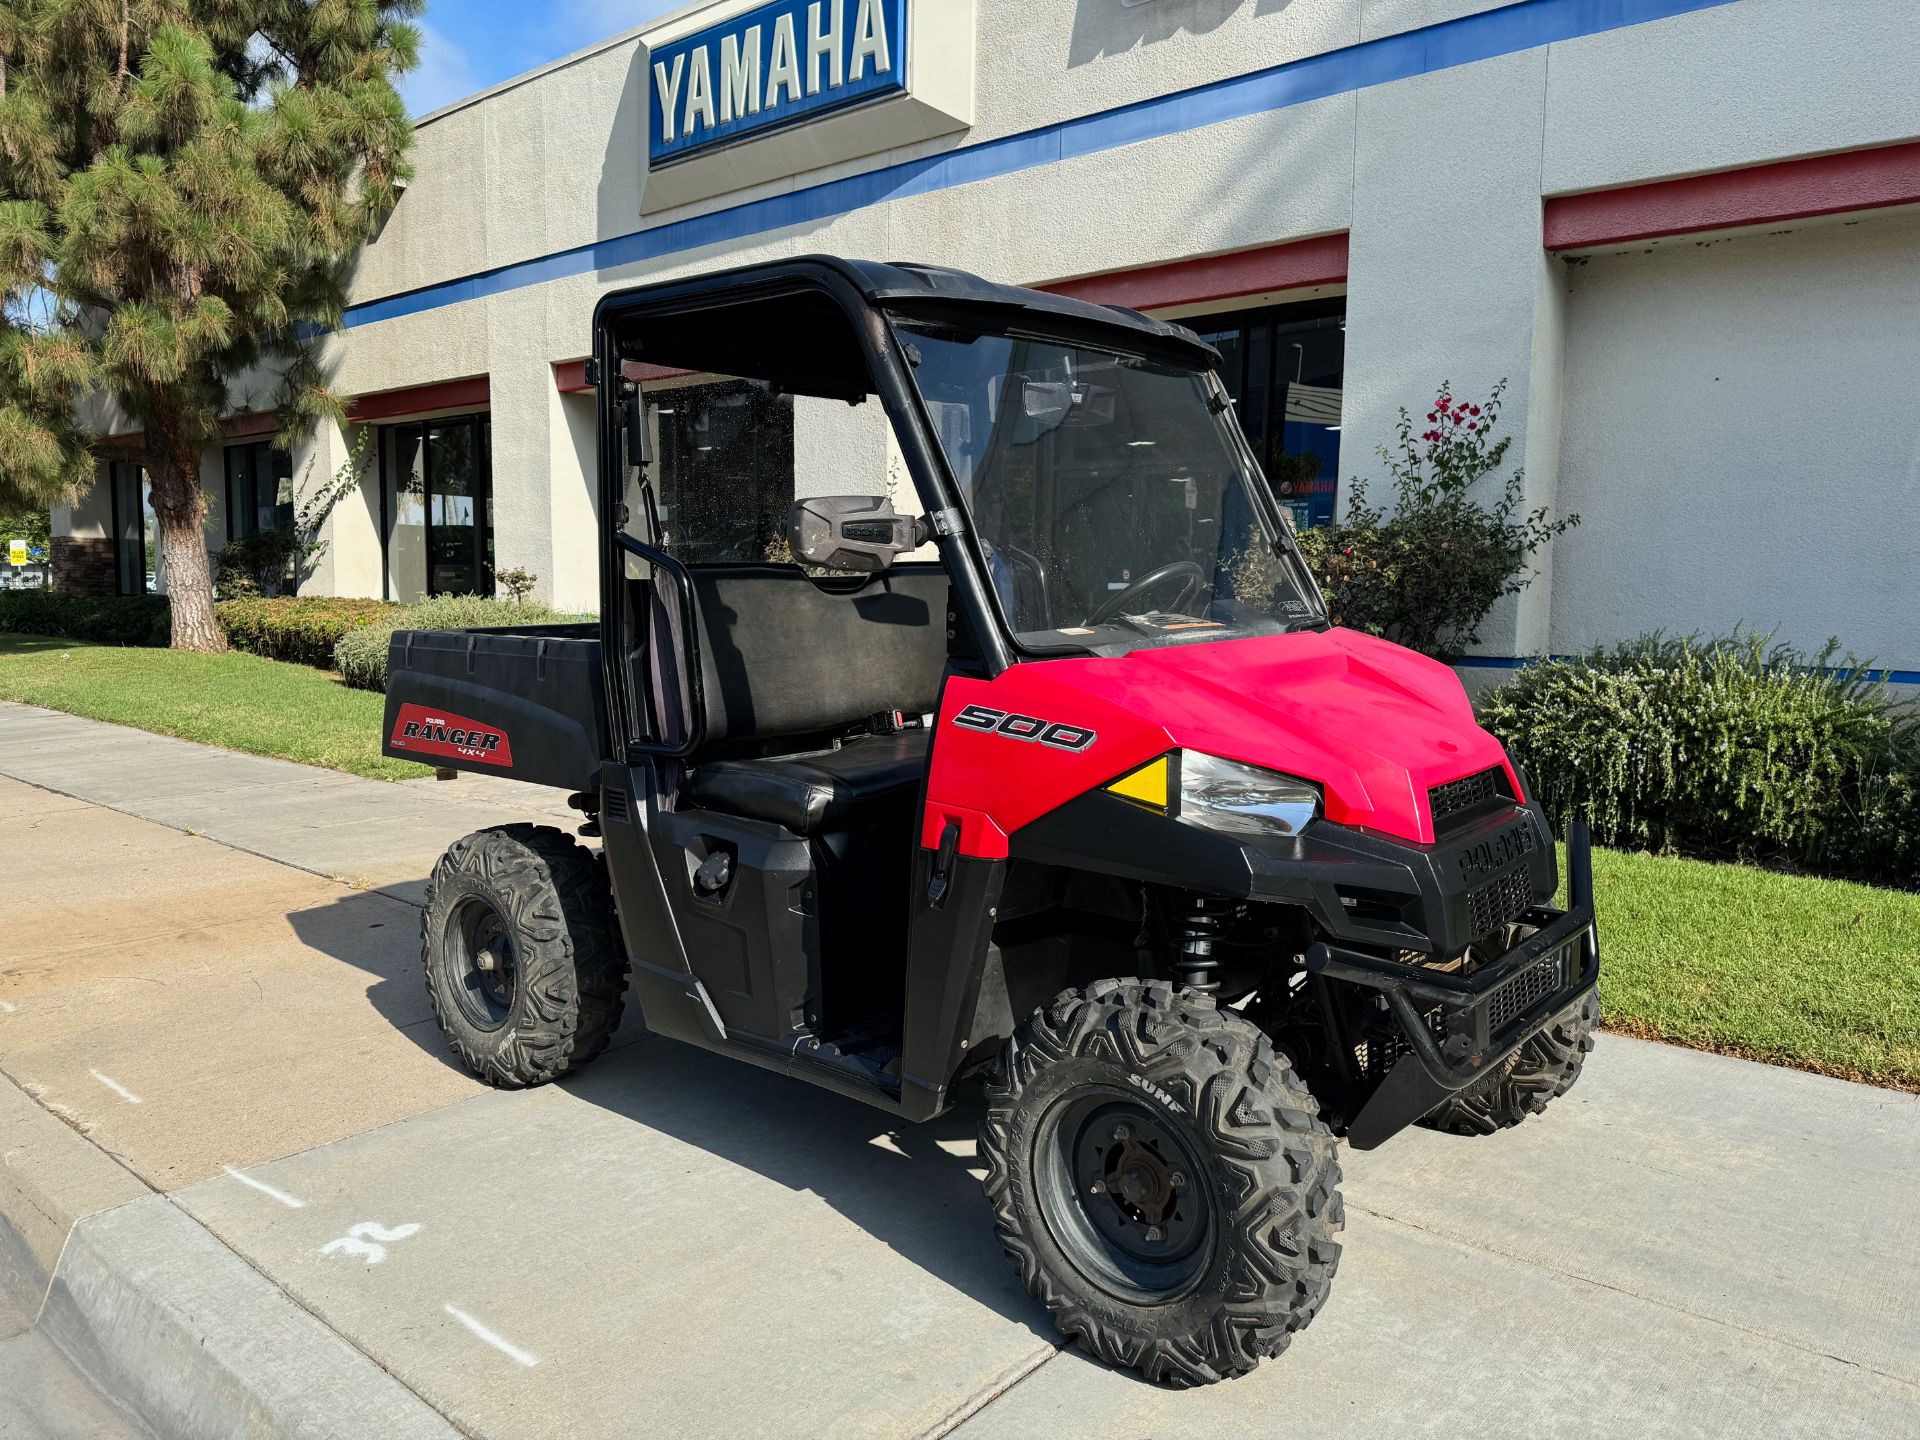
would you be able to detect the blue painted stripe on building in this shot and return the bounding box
[1455,655,1920,684]
[342,0,1737,332]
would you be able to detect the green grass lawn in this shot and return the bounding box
[0,632,428,780]
[3,631,1916,1087]
[1582,845,1920,1091]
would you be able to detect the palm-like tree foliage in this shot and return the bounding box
[0,0,418,647]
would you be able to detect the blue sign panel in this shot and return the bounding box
[649,0,909,167]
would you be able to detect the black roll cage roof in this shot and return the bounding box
[589,255,1270,758]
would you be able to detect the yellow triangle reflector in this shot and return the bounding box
[1107,756,1169,812]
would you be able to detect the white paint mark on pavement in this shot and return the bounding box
[320,1220,422,1265]
[223,1165,305,1209]
[88,1069,142,1104]
[444,1304,540,1367]
[0,999,16,1013]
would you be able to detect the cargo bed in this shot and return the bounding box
[380,624,608,792]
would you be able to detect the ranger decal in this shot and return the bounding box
[390,703,515,767]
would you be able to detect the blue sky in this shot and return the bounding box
[400,0,686,115]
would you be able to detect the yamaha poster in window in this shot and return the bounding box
[649,0,909,166]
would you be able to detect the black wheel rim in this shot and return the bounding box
[1034,1088,1217,1303]
[446,895,517,1031]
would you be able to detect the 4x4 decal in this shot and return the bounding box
[952,703,1096,752]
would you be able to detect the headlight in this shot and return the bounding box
[1176,753,1320,838]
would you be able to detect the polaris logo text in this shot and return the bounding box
[951,703,1096,752]
[390,703,515,768]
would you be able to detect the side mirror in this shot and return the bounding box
[788,495,925,573]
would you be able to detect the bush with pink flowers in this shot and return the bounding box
[1296,380,1577,658]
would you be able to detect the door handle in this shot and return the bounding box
[927,820,961,908]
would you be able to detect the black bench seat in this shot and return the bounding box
[683,731,930,835]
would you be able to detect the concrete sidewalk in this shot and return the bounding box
[0,702,573,903]
[3,705,1919,1438]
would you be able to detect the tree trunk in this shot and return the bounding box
[146,450,227,652]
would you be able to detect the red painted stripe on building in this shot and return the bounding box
[553,359,695,393]
[346,375,491,422]
[1041,234,1349,313]
[1545,140,1920,251]
[223,411,279,440]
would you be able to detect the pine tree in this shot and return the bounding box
[0,1,418,649]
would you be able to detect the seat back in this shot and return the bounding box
[651,562,948,749]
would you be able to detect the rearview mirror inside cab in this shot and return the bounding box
[788,495,926,573]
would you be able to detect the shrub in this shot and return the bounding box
[214,529,301,599]
[495,566,538,603]
[1297,381,1577,659]
[332,624,391,692]
[214,596,400,668]
[0,591,171,646]
[332,593,569,692]
[1481,633,1920,889]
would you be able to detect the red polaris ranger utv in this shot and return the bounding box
[386,256,1600,1387]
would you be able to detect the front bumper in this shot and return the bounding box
[1307,822,1601,1150]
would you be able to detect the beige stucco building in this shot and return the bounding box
[51,0,1920,682]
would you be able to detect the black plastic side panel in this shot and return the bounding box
[599,762,714,1048]
[898,851,1006,1121]
[648,806,818,1045]
[381,626,608,791]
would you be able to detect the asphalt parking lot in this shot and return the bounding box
[2,702,1918,1438]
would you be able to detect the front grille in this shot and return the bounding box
[1467,865,1533,938]
[1428,766,1512,833]
[1486,949,1570,1036]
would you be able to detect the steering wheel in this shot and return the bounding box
[1083,561,1206,627]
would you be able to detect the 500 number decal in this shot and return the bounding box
[952,703,1096,752]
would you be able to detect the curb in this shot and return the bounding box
[1,1073,460,1438]
[0,1069,148,1333]
[41,1196,462,1440]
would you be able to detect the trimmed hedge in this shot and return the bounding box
[334,593,568,692]
[0,591,171,647]
[214,597,398,668]
[0,593,405,667]
[1482,634,1920,889]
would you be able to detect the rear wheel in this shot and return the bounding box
[980,979,1344,1387]
[1419,989,1600,1136]
[422,825,627,1087]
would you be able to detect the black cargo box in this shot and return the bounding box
[380,624,608,792]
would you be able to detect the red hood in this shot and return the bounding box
[924,628,1514,854]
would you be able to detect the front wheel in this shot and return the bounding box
[980,979,1344,1387]
[1419,989,1601,1136]
[422,824,628,1087]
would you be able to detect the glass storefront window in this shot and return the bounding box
[380,413,492,601]
[224,441,294,540]
[107,460,157,595]
[1190,297,1345,529]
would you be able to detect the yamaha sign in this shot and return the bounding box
[649,0,909,166]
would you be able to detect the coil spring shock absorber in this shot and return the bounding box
[1175,895,1239,994]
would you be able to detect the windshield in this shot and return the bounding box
[896,319,1326,653]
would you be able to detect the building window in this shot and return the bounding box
[107,459,157,595]
[647,379,796,563]
[225,441,294,540]
[1189,297,1345,528]
[380,412,492,602]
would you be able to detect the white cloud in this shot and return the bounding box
[401,20,484,116]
